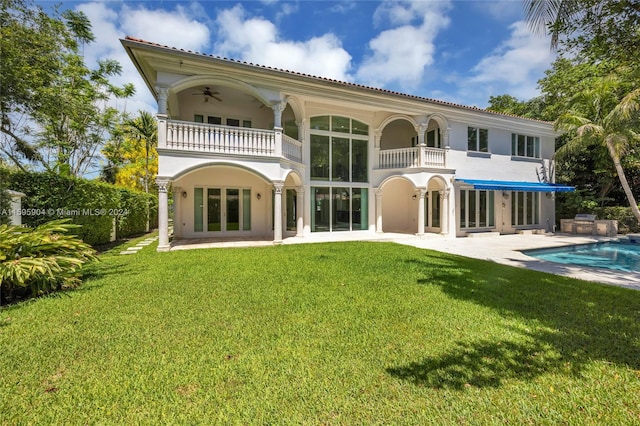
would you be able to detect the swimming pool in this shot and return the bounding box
[524,240,640,273]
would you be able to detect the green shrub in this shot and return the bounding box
[8,171,158,245]
[9,172,118,245]
[594,206,640,234]
[0,220,97,304]
[117,189,157,238]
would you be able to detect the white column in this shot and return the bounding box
[273,181,284,244]
[441,188,451,237]
[156,177,171,252]
[375,188,383,233]
[296,187,304,237]
[417,188,426,236]
[156,86,169,115]
[271,100,287,128]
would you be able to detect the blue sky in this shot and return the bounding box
[45,1,556,113]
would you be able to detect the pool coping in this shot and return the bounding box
[396,233,640,291]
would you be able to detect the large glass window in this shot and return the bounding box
[310,135,330,180]
[310,116,370,232]
[332,137,349,182]
[468,127,488,152]
[460,189,495,229]
[511,192,540,226]
[352,139,368,182]
[310,115,369,183]
[512,134,540,158]
[311,187,368,232]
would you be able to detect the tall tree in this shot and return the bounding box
[0,0,134,176]
[524,0,640,67]
[122,111,157,193]
[555,77,640,222]
[103,111,158,192]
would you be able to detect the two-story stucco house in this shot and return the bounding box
[122,36,573,251]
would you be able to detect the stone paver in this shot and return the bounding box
[119,236,159,255]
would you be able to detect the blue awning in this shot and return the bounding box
[456,179,575,192]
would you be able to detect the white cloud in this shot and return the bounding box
[469,21,555,100]
[213,5,352,81]
[356,0,451,89]
[74,2,212,114]
[119,4,210,52]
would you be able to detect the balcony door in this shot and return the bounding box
[194,187,251,233]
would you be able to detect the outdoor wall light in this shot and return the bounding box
[412,194,417,200]
[182,191,187,199]
[256,193,262,200]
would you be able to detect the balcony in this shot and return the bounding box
[377,146,446,169]
[158,119,303,163]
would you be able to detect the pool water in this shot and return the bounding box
[524,241,640,273]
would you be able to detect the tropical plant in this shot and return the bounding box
[555,77,640,223]
[103,111,158,192]
[0,219,97,303]
[122,111,158,193]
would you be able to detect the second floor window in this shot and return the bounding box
[512,134,540,158]
[468,127,488,152]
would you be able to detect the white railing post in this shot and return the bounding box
[157,114,168,149]
[274,127,283,158]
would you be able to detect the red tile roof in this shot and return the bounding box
[123,36,552,124]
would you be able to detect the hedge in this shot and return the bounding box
[594,206,640,234]
[8,171,158,246]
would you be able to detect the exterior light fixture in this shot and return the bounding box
[182,191,187,199]
[256,193,262,200]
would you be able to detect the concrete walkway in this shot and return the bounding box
[170,232,640,290]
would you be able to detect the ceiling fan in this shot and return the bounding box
[192,87,222,102]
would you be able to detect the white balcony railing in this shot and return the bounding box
[160,119,303,162]
[282,134,303,163]
[377,146,446,169]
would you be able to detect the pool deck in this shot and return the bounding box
[172,233,640,291]
[395,234,640,291]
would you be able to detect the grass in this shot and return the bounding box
[1,237,639,424]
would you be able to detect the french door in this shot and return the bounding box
[194,187,251,232]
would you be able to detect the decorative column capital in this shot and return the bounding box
[440,188,451,199]
[417,188,427,198]
[374,188,383,198]
[156,177,171,193]
[416,123,429,134]
[270,100,287,113]
[273,181,285,194]
[295,187,305,196]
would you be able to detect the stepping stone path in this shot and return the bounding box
[120,236,159,255]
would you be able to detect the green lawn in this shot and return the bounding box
[1,237,639,424]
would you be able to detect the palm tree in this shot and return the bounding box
[524,0,584,49]
[555,77,640,223]
[124,111,157,193]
